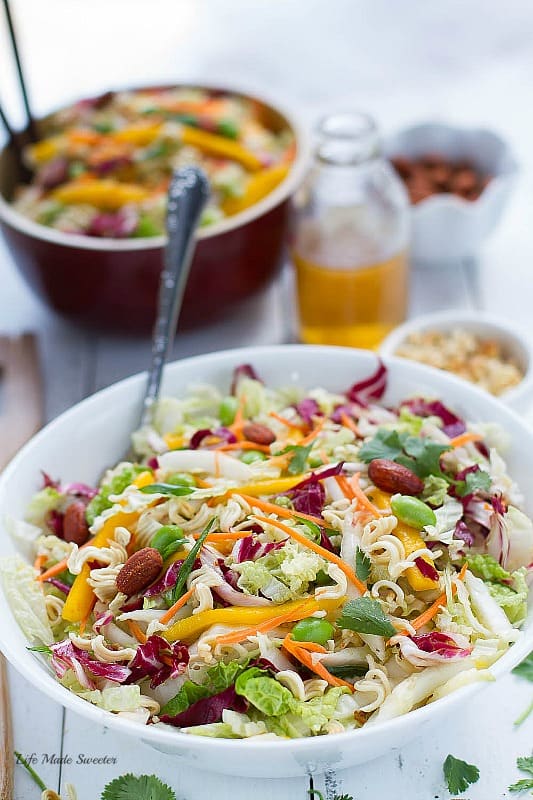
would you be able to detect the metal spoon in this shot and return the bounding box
[139,166,210,429]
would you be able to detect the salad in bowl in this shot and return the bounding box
[2,355,532,749]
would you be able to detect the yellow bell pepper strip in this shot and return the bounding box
[62,510,139,623]
[132,470,154,489]
[181,125,263,171]
[163,596,342,643]
[368,488,438,591]
[112,123,162,146]
[163,433,185,450]
[27,136,65,165]
[227,475,307,498]
[52,179,149,210]
[222,164,289,215]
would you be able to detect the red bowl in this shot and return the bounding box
[0,86,308,331]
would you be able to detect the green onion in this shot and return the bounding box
[172,517,217,601]
[140,483,194,497]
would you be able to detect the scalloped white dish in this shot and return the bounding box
[385,122,519,263]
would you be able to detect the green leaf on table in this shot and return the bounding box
[337,597,396,638]
[513,650,533,682]
[101,774,176,800]
[355,547,371,582]
[443,754,480,795]
[509,755,533,793]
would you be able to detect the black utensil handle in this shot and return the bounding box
[2,0,37,142]
[141,166,210,427]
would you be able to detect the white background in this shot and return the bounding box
[1,1,533,798]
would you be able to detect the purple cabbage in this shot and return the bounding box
[346,360,388,405]
[234,537,284,564]
[410,632,471,659]
[403,398,466,438]
[454,521,475,548]
[143,561,182,598]
[50,640,131,685]
[284,464,344,519]
[45,578,71,595]
[295,398,321,425]
[331,404,359,424]
[189,427,237,449]
[414,557,439,582]
[230,364,263,395]
[127,635,189,689]
[147,456,159,470]
[47,510,64,538]
[160,685,247,727]
[87,207,139,239]
[37,157,69,189]
[93,156,132,176]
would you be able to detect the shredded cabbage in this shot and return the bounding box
[0,556,53,645]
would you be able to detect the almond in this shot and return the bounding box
[242,422,276,446]
[63,501,90,545]
[116,547,163,596]
[368,459,424,496]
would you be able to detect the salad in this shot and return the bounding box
[2,362,533,740]
[11,87,294,238]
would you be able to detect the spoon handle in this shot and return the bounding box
[141,166,210,427]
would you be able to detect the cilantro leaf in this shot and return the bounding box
[443,754,480,795]
[355,547,371,581]
[359,429,403,463]
[337,597,396,637]
[308,791,354,800]
[509,755,533,792]
[455,470,492,497]
[280,443,313,475]
[513,651,533,682]
[101,774,175,800]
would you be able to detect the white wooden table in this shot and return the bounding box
[2,1,533,797]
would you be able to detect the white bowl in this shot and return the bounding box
[384,122,519,263]
[0,345,532,777]
[379,310,533,414]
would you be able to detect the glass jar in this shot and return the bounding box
[291,111,410,349]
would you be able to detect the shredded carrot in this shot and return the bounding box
[282,635,353,690]
[127,620,147,644]
[217,441,272,454]
[253,514,367,594]
[235,493,326,528]
[228,396,246,441]
[194,531,251,543]
[79,596,96,635]
[195,477,213,489]
[299,416,327,446]
[347,473,381,517]
[214,602,311,646]
[269,411,304,431]
[409,563,468,632]
[449,432,484,449]
[340,412,361,437]
[37,558,69,582]
[159,587,195,625]
[33,554,47,572]
[287,640,327,654]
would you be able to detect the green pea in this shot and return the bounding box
[292,617,334,647]
[274,496,293,509]
[308,453,325,468]
[240,450,267,464]
[167,472,196,488]
[151,525,186,560]
[219,396,239,426]
[390,494,436,529]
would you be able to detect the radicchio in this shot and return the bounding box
[284,464,344,519]
[47,510,64,538]
[397,631,471,667]
[414,557,440,582]
[147,456,159,470]
[230,364,263,395]
[40,472,97,500]
[87,207,139,239]
[127,635,189,688]
[403,397,466,438]
[45,578,71,595]
[346,360,387,405]
[233,536,284,563]
[160,685,248,727]
[143,561,182,598]
[189,427,236,449]
[295,398,321,425]
[50,640,131,687]
[454,521,475,548]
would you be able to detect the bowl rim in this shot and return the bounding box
[0,82,311,251]
[378,309,533,407]
[384,120,519,212]
[0,343,532,758]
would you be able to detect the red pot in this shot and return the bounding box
[0,87,308,331]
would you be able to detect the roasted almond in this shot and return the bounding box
[368,458,424,496]
[116,547,163,596]
[63,501,90,545]
[242,422,276,445]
